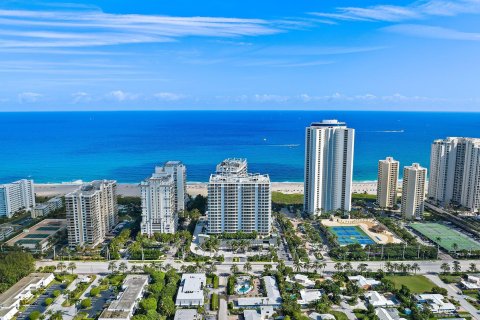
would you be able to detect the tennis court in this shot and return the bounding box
[329,226,375,245]
[24,233,50,239]
[37,226,60,231]
[410,223,480,251]
[16,239,41,245]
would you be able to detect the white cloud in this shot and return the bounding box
[384,24,480,41]
[253,94,290,103]
[18,92,43,103]
[71,91,91,103]
[106,90,138,102]
[153,92,185,101]
[311,0,480,22]
[0,9,286,48]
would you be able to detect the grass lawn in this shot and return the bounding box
[330,311,349,320]
[272,192,303,205]
[385,275,436,293]
[352,193,377,201]
[439,274,462,284]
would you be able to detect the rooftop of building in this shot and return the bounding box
[216,158,247,174]
[67,180,116,196]
[173,309,200,320]
[0,273,53,308]
[209,173,270,183]
[107,275,149,312]
[6,219,66,246]
[237,276,281,307]
[176,273,206,302]
[310,119,347,127]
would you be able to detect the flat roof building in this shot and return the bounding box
[208,159,271,235]
[237,276,282,308]
[6,219,66,252]
[175,273,206,307]
[98,275,149,320]
[0,179,35,218]
[173,309,201,320]
[0,273,54,320]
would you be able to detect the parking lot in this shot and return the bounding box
[80,288,115,318]
[17,283,63,320]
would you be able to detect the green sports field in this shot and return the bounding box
[410,222,480,252]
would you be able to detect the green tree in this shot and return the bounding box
[90,287,100,297]
[67,262,76,274]
[29,311,41,320]
[44,298,53,306]
[140,298,157,311]
[80,298,91,309]
[160,298,175,317]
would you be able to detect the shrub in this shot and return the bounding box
[90,287,100,297]
[44,298,53,306]
[80,298,91,309]
[29,311,41,320]
[210,293,219,310]
[52,290,61,298]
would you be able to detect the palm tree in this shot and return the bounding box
[385,262,393,273]
[243,262,252,274]
[452,260,461,274]
[436,237,442,259]
[264,264,272,274]
[469,263,478,273]
[412,263,420,275]
[118,262,128,274]
[293,260,302,272]
[334,262,343,272]
[108,261,117,273]
[56,262,66,274]
[452,243,459,256]
[230,264,239,274]
[67,262,76,274]
[440,262,450,274]
[357,263,368,276]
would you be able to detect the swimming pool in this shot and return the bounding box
[329,226,375,245]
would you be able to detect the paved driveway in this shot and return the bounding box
[17,284,63,320]
[80,288,115,318]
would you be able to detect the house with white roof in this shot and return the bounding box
[288,274,316,288]
[348,275,381,289]
[243,306,274,320]
[173,309,201,320]
[376,308,407,320]
[308,313,335,320]
[175,273,206,307]
[461,275,480,290]
[237,276,282,308]
[0,273,54,320]
[297,289,322,305]
[365,291,396,308]
[415,294,456,314]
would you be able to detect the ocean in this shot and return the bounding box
[1,111,479,183]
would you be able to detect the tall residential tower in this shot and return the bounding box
[0,179,35,218]
[65,180,118,247]
[401,163,427,220]
[377,157,399,208]
[140,162,186,236]
[207,159,271,235]
[304,120,355,215]
[429,137,480,213]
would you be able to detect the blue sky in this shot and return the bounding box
[1,0,480,111]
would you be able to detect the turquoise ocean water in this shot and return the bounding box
[1,111,479,183]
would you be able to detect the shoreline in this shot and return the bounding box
[34,181,378,197]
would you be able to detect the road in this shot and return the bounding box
[37,258,480,275]
[425,274,480,320]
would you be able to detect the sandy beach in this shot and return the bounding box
[34,181,378,198]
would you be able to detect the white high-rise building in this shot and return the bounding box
[207,159,271,235]
[429,137,480,213]
[304,120,355,215]
[377,157,399,208]
[65,180,117,247]
[401,163,427,220]
[0,179,35,218]
[141,162,186,236]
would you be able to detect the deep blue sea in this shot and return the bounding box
[1,111,479,183]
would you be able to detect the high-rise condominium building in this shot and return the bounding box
[207,159,271,235]
[0,179,35,218]
[401,163,427,220]
[377,157,399,208]
[429,137,480,213]
[304,120,355,215]
[66,180,117,247]
[140,162,186,236]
